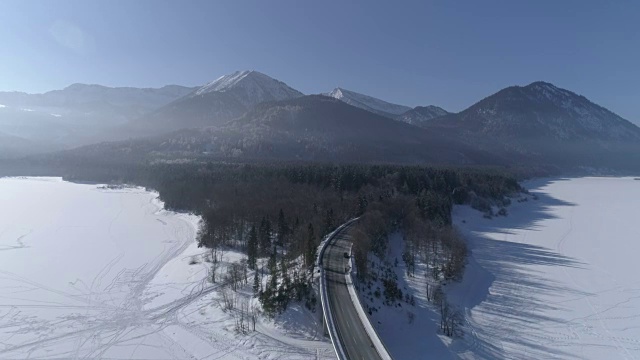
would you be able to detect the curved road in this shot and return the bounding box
[323,223,383,360]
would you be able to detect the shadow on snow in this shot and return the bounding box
[450,177,589,359]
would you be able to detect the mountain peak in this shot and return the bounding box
[425,81,640,143]
[195,70,254,95]
[523,81,568,97]
[328,87,345,100]
[396,105,449,125]
[526,80,555,88]
[193,70,301,98]
[188,70,303,108]
[141,70,304,133]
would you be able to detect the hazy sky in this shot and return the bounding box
[1,0,638,120]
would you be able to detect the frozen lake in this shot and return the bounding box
[451,177,640,359]
[0,177,332,359]
[0,177,200,358]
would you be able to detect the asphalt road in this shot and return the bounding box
[323,224,383,360]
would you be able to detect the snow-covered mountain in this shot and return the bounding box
[325,88,411,118]
[421,81,640,170]
[192,70,303,105]
[426,81,640,141]
[136,70,304,133]
[396,105,449,125]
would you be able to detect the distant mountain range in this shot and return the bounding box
[73,95,499,166]
[0,84,195,150]
[324,88,449,125]
[5,70,640,172]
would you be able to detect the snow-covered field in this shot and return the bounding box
[449,177,640,359]
[0,177,333,359]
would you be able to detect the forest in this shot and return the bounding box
[0,158,522,320]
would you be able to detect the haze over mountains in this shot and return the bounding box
[3,70,640,172]
[0,84,195,149]
[78,95,499,166]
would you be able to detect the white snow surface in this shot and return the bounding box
[326,88,411,116]
[448,177,640,359]
[0,177,332,359]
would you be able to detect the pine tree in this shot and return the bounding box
[280,256,290,292]
[268,252,278,291]
[259,217,272,256]
[277,209,287,245]
[324,208,334,234]
[247,225,258,269]
[277,256,291,311]
[305,223,316,267]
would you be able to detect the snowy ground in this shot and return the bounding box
[0,177,333,359]
[448,177,640,359]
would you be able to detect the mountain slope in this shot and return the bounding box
[420,81,640,170]
[326,88,411,118]
[71,95,503,165]
[397,105,449,124]
[135,70,304,134]
[0,131,55,158]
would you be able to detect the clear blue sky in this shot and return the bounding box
[1,0,638,120]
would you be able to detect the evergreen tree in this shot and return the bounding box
[259,217,272,255]
[247,225,258,269]
[277,209,288,245]
[324,208,335,234]
[268,252,278,291]
[280,256,290,292]
[305,223,316,267]
[277,256,291,311]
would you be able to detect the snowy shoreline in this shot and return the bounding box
[0,177,333,359]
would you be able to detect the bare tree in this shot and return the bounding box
[250,304,260,331]
[221,288,235,311]
[211,259,219,283]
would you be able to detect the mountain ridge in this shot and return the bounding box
[418,81,640,170]
[396,105,449,124]
[71,95,503,166]
[325,87,411,118]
